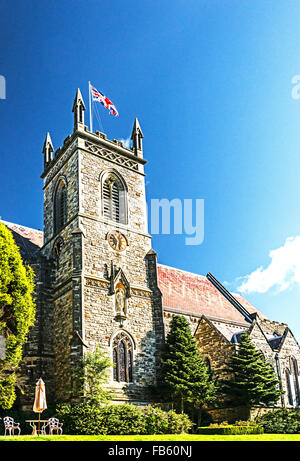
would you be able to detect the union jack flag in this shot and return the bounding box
[90,84,119,117]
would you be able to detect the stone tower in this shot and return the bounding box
[37,88,165,404]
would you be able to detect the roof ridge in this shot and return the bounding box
[1,220,43,234]
[206,272,253,324]
[157,262,206,278]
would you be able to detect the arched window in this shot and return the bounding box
[102,173,127,224]
[285,369,294,406]
[112,332,133,383]
[54,180,67,233]
[291,357,300,406]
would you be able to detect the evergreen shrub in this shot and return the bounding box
[56,403,193,435]
[255,409,300,434]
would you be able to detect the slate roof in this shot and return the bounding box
[265,334,284,350]
[210,321,249,343]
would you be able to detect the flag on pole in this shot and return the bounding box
[90,84,119,117]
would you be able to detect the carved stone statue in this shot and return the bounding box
[115,283,126,316]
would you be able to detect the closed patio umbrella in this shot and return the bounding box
[33,378,47,435]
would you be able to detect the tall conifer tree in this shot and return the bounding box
[220,333,282,407]
[160,315,216,414]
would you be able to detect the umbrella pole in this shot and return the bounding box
[38,413,40,436]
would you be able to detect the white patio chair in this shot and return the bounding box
[3,416,21,436]
[42,417,63,435]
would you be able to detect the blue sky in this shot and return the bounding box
[1,0,300,340]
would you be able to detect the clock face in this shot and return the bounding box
[107,232,127,251]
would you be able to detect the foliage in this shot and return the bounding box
[142,406,170,434]
[234,419,258,426]
[70,344,113,405]
[56,403,193,435]
[142,406,193,435]
[208,419,257,427]
[0,222,36,409]
[159,315,217,414]
[56,402,105,435]
[198,424,263,435]
[219,333,283,407]
[164,409,192,434]
[95,404,146,435]
[255,409,300,433]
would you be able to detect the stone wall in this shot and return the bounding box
[163,309,200,337]
[32,129,165,405]
[194,317,235,378]
[41,141,81,403]
[19,254,56,409]
[207,406,282,424]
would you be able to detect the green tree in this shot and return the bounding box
[71,344,113,405]
[159,315,216,416]
[220,333,283,407]
[0,222,36,409]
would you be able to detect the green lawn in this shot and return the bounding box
[1,433,300,441]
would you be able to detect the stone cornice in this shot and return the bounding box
[79,128,147,165]
[84,273,152,297]
[41,127,146,180]
[162,305,250,327]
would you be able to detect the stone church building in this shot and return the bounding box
[3,89,300,413]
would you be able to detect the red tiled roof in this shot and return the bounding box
[2,220,43,259]
[3,221,43,247]
[157,263,267,323]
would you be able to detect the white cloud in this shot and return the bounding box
[119,137,131,149]
[237,236,300,294]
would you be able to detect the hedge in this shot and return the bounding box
[56,403,193,435]
[198,425,264,435]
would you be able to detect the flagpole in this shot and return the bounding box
[88,81,93,133]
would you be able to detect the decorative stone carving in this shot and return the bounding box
[109,263,131,298]
[85,141,139,171]
[115,282,127,317]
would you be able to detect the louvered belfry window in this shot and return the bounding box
[54,180,67,233]
[112,332,133,383]
[102,174,126,224]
